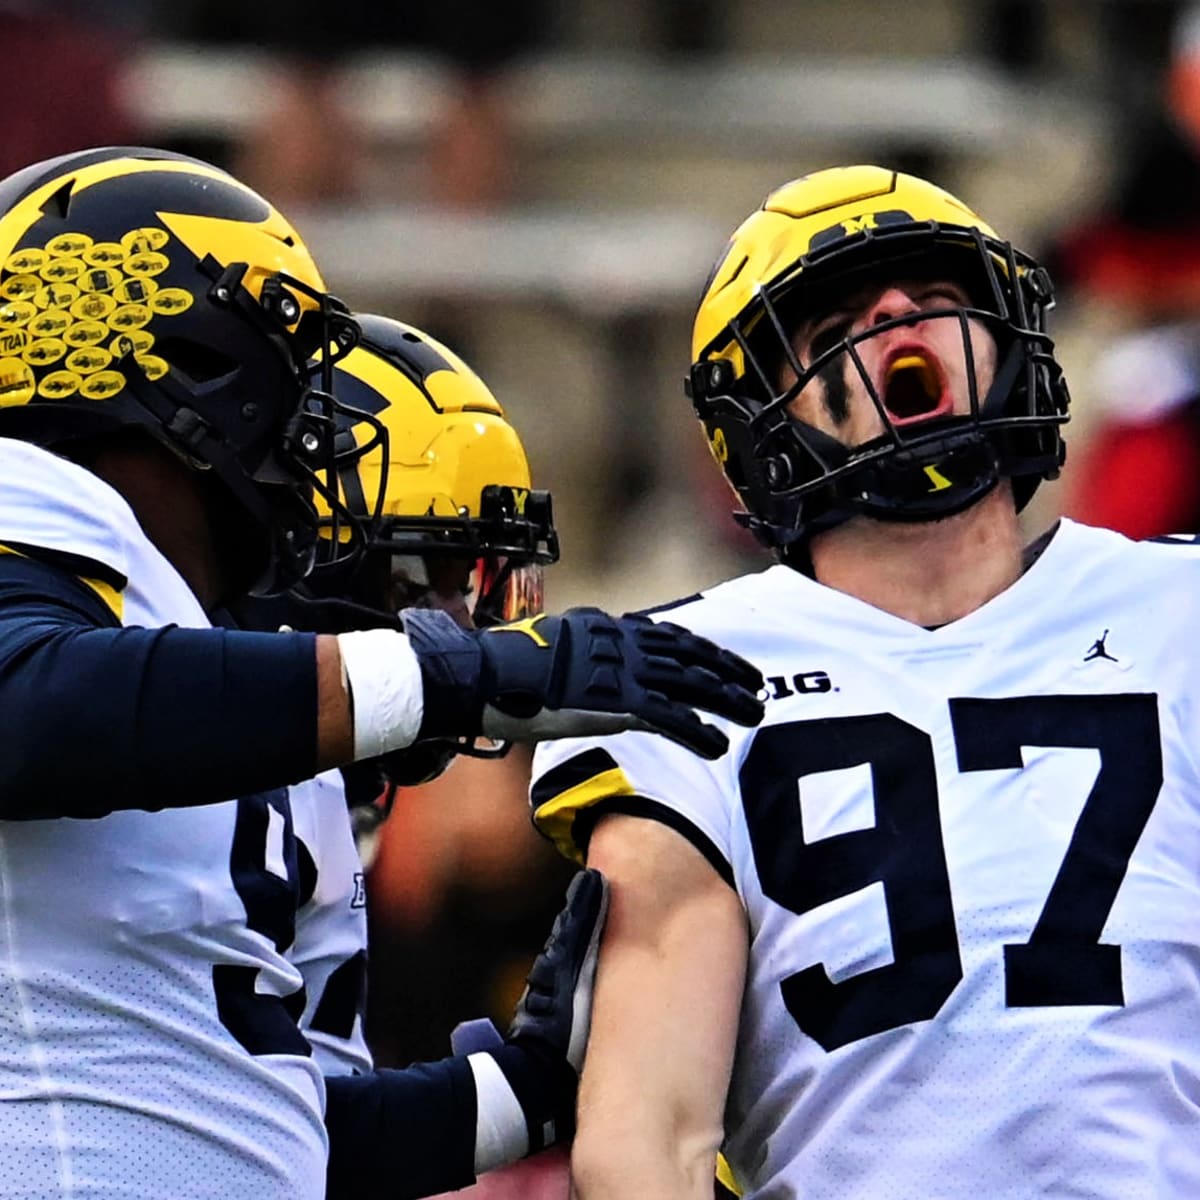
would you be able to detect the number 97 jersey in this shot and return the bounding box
[530,519,1200,1200]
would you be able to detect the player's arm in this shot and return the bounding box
[571,813,747,1200]
[0,552,323,816]
[0,549,761,817]
[323,870,606,1200]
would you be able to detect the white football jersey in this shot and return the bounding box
[291,769,372,1080]
[0,439,367,1198]
[532,519,1200,1199]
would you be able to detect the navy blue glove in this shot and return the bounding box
[402,606,763,759]
[452,868,608,1161]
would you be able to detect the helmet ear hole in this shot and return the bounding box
[151,338,240,386]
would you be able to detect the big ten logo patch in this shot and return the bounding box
[763,670,835,699]
[0,227,194,406]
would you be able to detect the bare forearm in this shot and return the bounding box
[572,1120,719,1199]
[315,633,354,770]
[571,815,747,1200]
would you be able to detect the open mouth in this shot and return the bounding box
[882,352,951,425]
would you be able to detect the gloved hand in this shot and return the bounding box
[402,607,763,759]
[453,869,608,1168]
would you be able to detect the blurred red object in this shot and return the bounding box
[425,1147,569,1200]
[1064,323,1200,540]
[1069,411,1200,539]
[0,11,134,177]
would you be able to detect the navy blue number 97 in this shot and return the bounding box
[741,694,1162,1051]
[212,791,311,1057]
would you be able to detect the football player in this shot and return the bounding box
[272,314,588,1197]
[236,312,561,823]
[530,165,1200,1198]
[0,147,763,1199]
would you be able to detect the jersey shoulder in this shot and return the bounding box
[531,573,774,865]
[0,437,141,584]
[1058,518,1200,595]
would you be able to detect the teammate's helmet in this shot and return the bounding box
[313,313,558,628]
[688,165,1070,556]
[0,146,368,595]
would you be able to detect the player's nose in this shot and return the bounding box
[862,286,922,330]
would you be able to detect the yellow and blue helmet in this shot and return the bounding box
[313,313,558,628]
[688,165,1070,555]
[0,145,375,595]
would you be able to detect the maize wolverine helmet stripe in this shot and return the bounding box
[0,145,364,596]
[688,165,1070,555]
[312,314,558,627]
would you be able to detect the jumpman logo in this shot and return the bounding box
[1083,629,1118,663]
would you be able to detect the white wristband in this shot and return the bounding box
[467,1051,529,1174]
[335,628,425,759]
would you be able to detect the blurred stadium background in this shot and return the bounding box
[9,0,1196,1068]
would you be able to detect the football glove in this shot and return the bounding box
[453,868,608,1169]
[402,606,763,759]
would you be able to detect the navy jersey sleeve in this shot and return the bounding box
[0,553,320,818]
[324,1059,477,1200]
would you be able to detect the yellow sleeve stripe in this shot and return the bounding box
[532,749,638,864]
[0,543,125,622]
[716,1153,742,1196]
[79,576,124,621]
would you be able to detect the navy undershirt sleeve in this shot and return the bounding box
[324,1058,477,1200]
[0,554,320,818]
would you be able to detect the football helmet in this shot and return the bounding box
[688,165,1070,556]
[309,313,558,630]
[0,145,374,595]
[291,314,559,814]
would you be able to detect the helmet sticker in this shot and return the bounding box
[70,293,116,322]
[108,304,152,331]
[1,275,39,301]
[0,300,35,328]
[120,226,169,254]
[148,288,193,315]
[133,353,168,380]
[112,277,157,304]
[37,370,79,398]
[28,310,70,338]
[82,242,125,267]
[65,347,112,374]
[0,358,35,406]
[3,248,46,274]
[0,223,196,402]
[80,370,126,400]
[63,320,110,348]
[123,251,169,278]
[46,233,92,256]
[33,282,79,309]
[40,258,84,284]
[23,337,66,365]
[110,329,153,357]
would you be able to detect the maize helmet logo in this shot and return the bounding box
[0,227,195,403]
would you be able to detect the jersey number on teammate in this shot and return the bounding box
[742,693,1162,1050]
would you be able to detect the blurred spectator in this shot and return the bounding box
[1053,2,1200,315]
[1055,2,1200,538]
[1066,323,1200,538]
[0,1,139,177]
[177,1,549,209]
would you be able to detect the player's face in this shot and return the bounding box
[388,556,475,628]
[782,277,997,448]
